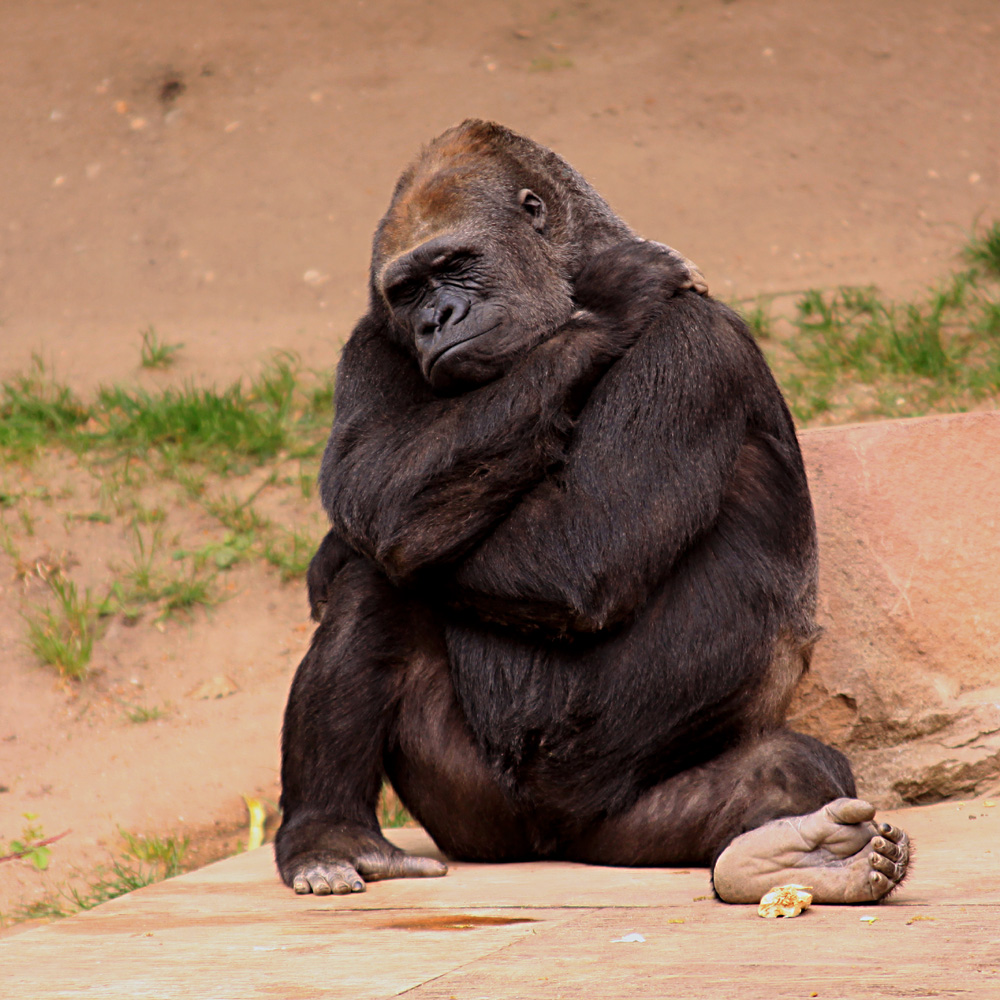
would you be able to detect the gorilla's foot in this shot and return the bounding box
[712,798,910,905]
[278,825,448,895]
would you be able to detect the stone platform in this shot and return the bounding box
[3,798,998,999]
[792,410,1000,805]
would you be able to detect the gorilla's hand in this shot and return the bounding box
[542,239,705,395]
[306,530,356,622]
[645,241,709,295]
[280,824,448,895]
[573,239,707,322]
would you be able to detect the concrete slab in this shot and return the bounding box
[3,799,998,999]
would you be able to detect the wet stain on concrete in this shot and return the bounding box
[376,913,539,931]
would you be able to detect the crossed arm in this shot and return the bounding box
[316,251,750,634]
[449,296,751,633]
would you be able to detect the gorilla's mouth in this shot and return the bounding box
[427,323,501,376]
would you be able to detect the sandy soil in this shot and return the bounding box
[1,0,998,920]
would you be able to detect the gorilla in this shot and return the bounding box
[275,120,909,904]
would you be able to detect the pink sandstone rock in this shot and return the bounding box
[790,410,1000,806]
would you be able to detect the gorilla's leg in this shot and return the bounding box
[383,635,536,863]
[565,729,909,904]
[276,560,446,894]
[276,559,525,894]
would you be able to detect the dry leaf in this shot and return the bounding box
[243,795,266,850]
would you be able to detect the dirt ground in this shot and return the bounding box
[1,0,999,921]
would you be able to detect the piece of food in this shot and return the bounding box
[757,884,814,918]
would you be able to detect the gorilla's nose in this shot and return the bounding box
[419,291,471,338]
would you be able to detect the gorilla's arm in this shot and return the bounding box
[320,316,624,582]
[448,296,768,634]
[306,530,356,622]
[319,243,694,584]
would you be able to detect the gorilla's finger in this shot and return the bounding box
[356,853,448,880]
[293,863,365,895]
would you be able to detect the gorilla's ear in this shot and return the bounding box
[518,188,547,232]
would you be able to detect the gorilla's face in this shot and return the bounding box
[376,187,575,393]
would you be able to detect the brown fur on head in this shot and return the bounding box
[371,119,633,290]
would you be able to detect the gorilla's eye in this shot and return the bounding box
[432,251,477,278]
[384,247,482,312]
[385,277,424,308]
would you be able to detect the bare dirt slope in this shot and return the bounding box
[1,0,998,920]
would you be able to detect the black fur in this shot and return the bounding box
[275,121,855,890]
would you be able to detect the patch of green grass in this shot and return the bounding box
[0,523,19,560]
[182,532,255,571]
[177,488,319,582]
[121,702,168,724]
[139,327,184,369]
[69,511,113,524]
[0,356,332,715]
[743,298,774,341]
[262,528,314,581]
[158,569,216,618]
[305,375,336,424]
[95,581,140,625]
[24,573,99,679]
[791,286,886,379]
[0,358,89,454]
[976,300,1000,338]
[964,221,1000,277]
[63,860,160,912]
[94,382,290,469]
[118,831,188,876]
[66,833,187,909]
[111,525,219,621]
[296,470,316,499]
[2,354,332,473]
[132,503,167,526]
[92,458,150,516]
[194,487,320,581]
[125,524,161,600]
[778,371,834,425]
[761,246,1000,424]
[204,491,272,535]
[2,830,190,926]
[174,467,207,499]
[379,784,412,829]
[9,897,68,922]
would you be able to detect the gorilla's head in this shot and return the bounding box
[369,120,633,392]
